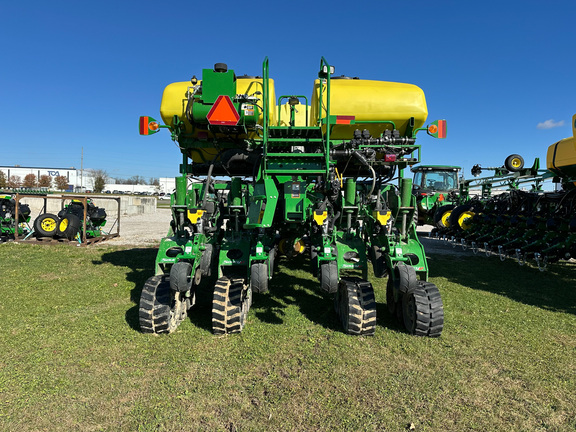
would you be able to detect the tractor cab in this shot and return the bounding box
[412,165,461,193]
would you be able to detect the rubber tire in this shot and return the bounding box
[504,154,524,172]
[448,204,474,232]
[371,245,387,278]
[170,261,193,293]
[34,213,60,237]
[402,281,444,337]
[139,275,188,334]
[199,244,213,277]
[433,205,455,229]
[55,214,81,240]
[251,262,269,294]
[320,262,338,294]
[387,263,417,322]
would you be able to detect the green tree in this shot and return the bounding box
[90,169,108,193]
[0,171,7,189]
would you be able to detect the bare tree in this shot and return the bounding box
[54,175,69,191]
[38,175,52,188]
[23,173,37,188]
[0,171,7,189]
[7,175,22,189]
[90,169,108,193]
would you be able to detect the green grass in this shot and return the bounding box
[1,244,575,431]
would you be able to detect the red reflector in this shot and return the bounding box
[385,154,397,162]
[206,95,240,126]
[139,116,149,135]
[437,119,447,138]
[335,115,355,125]
[438,194,445,201]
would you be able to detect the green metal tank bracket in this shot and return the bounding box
[243,178,278,229]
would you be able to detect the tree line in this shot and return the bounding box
[0,170,159,193]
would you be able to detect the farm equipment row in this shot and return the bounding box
[138,57,447,337]
[0,194,115,244]
[424,114,576,270]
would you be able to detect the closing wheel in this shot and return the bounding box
[34,213,60,237]
[371,245,387,278]
[170,261,194,294]
[433,205,455,229]
[251,262,268,294]
[334,277,376,336]
[139,274,188,334]
[320,261,338,294]
[402,281,444,337]
[212,277,251,335]
[387,263,418,322]
[504,154,524,172]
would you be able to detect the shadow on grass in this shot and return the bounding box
[93,247,157,330]
[92,247,407,334]
[427,251,576,315]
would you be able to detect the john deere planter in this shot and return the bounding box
[138,58,446,336]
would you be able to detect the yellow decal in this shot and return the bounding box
[188,209,205,224]
[373,210,391,225]
[313,210,328,226]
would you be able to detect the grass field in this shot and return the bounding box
[1,243,575,431]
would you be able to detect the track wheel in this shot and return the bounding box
[139,275,188,334]
[334,277,377,336]
[34,213,60,237]
[212,277,251,335]
[250,262,269,293]
[402,281,444,337]
[320,261,338,294]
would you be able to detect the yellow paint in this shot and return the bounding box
[187,209,205,224]
[313,210,328,225]
[277,103,311,127]
[546,114,576,173]
[373,210,391,225]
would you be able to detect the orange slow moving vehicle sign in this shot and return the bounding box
[206,95,240,126]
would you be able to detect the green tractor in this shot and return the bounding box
[0,195,31,241]
[138,58,447,337]
[411,165,461,228]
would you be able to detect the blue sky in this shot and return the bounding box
[1,0,574,181]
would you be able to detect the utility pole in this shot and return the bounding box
[81,147,83,190]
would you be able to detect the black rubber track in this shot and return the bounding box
[139,275,188,334]
[250,262,268,293]
[212,277,250,335]
[335,277,377,336]
[402,281,444,337]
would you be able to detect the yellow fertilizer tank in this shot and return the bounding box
[546,113,576,178]
[310,78,428,139]
[159,77,276,134]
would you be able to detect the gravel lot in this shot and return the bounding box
[105,208,172,246]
